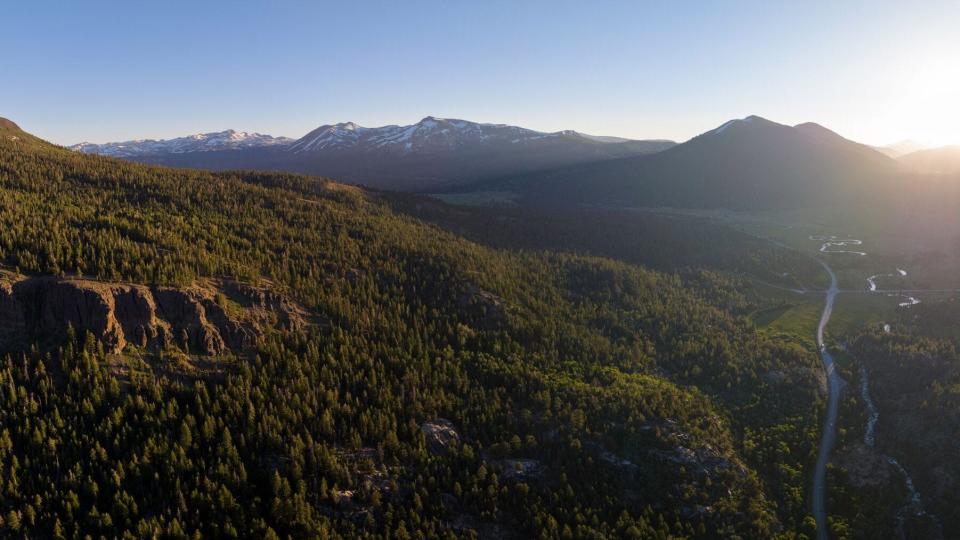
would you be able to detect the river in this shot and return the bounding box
[808,235,933,538]
[859,354,941,538]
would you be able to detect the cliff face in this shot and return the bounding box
[0,275,307,355]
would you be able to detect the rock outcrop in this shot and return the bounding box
[0,273,308,355]
[491,458,544,480]
[456,284,507,331]
[421,419,460,455]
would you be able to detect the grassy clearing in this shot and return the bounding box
[828,293,895,336]
[830,291,956,337]
[748,297,822,348]
[747,279,822,347]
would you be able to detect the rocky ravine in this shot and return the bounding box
[0,273,309,355]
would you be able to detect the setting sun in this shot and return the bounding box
[882,57,960,146]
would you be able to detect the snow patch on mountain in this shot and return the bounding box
[287,117,629,154]
[70,117,665,161]
[710,115,763,136]
[70,130,294,158]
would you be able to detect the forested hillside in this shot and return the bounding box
[844,300,960,535]
[390,195,827,291]
[0,119,823,538]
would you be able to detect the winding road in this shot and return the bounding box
[761,232,954,537]
[806,234,939,538]
[812,258,845,540]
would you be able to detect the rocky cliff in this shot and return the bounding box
[0,273,308,355]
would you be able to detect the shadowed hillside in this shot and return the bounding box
[452,115,903,210]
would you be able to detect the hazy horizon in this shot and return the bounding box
[6,1,959,147]
[7,112,945,152]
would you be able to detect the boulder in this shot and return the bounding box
[492,458,544,480]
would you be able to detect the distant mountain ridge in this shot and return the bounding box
[873,140,927,158]
[898,145,960,174]
[67,117,676,191]
[287,116,671,154]
[71,130,293,157]
[288,117,553,153]
[451,115,902,209]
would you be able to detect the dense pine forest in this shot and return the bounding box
[841,299,960,536]
[0,120,826,538]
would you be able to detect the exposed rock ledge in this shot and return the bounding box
[0,273,309,355]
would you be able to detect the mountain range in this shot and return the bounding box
[71,117,675,191]
[450,115,904,209]
[872,139,927,158]
[898,145,960,174]
[69,114,959,212]
[871,140,960,175]
[70,130,293,157]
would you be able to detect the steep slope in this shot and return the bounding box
[0,118,822,538]
[0,273,306,356]
[0,117,19,133]
[71,116,675,191]
[0,116,51,149]
[899,145,960,174]
[455,115,901,209]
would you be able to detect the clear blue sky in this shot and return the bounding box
[5,0,959,146]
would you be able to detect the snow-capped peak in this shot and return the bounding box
[705,115,776,137]
[70,129,293,158]
[71,117,649,159]
[286,122,371,152]
[287,116,617,155]
[712,118,748,135]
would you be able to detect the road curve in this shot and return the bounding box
[812,258,845,540]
